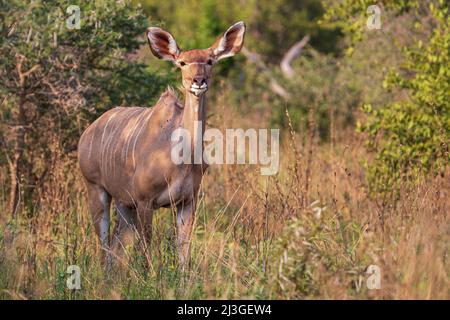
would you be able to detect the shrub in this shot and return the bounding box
[359,3,449,193]
[325,0,449,194]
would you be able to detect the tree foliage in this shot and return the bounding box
[138,0,340,58]
[0,0,167,213]
[137,0,345,140]
[325,0,449,194]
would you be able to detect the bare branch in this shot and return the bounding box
[241,47,291,100]
[270,80,291,100]
[280,35,310,79]
[15,54,40,86]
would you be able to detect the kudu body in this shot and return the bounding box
[78,22,246,265]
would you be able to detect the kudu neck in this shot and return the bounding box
[182,91,206,149]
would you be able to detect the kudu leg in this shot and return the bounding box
[176,201,196,267]
[136,201,154,267]
[85,181,111,265]
[111,203,137,266]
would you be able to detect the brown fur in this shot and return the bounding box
[78,22,246,267]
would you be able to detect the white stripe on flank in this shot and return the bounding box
[100,111,118,168]
[104,111,124,178]
[131,108,155,168]
[116,109,141,175]
[108,110,129,178]
[88,128,95,160]
[124,111,145,163]
[121,109,143,162]
[86,115,106,160]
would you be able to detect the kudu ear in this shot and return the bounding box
[147,27,180,62]
[211,21,246,61]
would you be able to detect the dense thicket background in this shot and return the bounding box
[0,0,448,299]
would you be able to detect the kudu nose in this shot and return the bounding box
[193,77,206,86]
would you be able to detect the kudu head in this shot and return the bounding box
[147,22,246,96]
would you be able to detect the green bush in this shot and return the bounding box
[325,0,449,194]
[0,0,169,213]
[268,214,366,298]
[359,3,449,193]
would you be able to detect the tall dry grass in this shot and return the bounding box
[0,92,448,300]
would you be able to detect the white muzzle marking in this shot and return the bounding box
[190,83,208,96]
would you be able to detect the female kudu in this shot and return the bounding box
[78,22,246,266]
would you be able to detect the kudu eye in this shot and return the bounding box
[179,61,186,66]
[207,59,213,65]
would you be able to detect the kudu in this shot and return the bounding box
[78,22,246,266]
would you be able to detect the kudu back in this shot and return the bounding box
[78,22,246,266]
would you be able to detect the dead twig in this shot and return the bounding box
[280,35,310,79]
